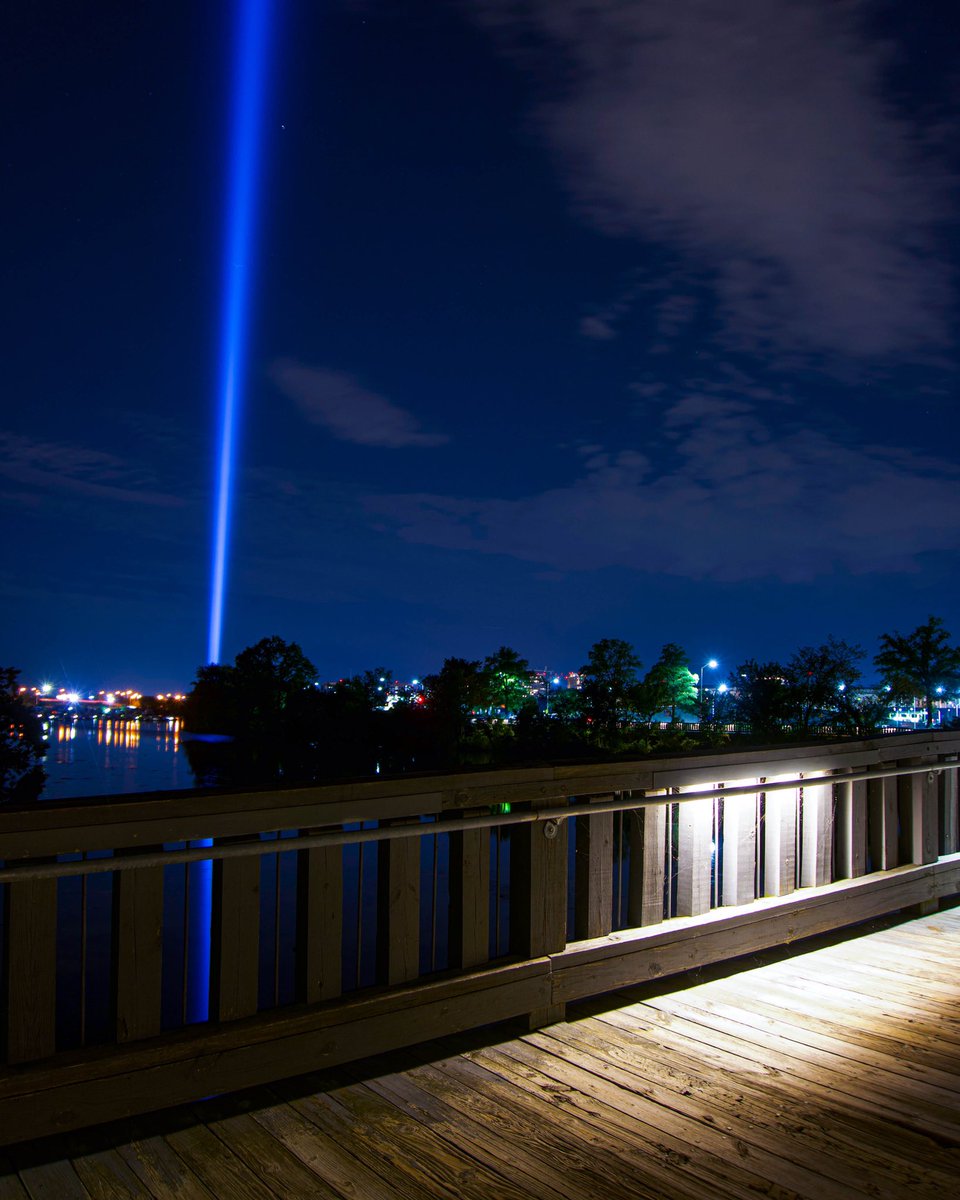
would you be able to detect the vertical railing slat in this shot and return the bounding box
[722,788,757,906]
[627,803,666,926]
[510,804,568,1027]
[449,825,490,970]
[941,761,958,855]
[899,757,939,866]
[113,864,164,1042]
[675,792,713,917]
[296,844,342,1004]
[211,855,261,1021]
[574,795,614,940]
[800,779,833,887]
[377,830,420,986]
[868,773,899,870]
[4,878,57,1063]
[763,776,798,897]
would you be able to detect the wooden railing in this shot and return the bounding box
[1,730,958,1144]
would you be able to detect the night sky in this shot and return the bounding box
[3,0,959,693]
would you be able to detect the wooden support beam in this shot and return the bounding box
[800,779,833,888]
[211,856,261,1022]
[3,877,57,1064]
[574,796,614,941]
[834,777,868,881]
[898,757,938,866]
[721,788,757,907]
[627,803,665,926]
[448,824,490,971]
[762,776,797,897]
[112,864,164,1042]
[868,773,899,871]
[509,808,568,959]
[296,844,342,1004]
[675,792,713,917]
[377,830,420,986]
[941,761,959,856]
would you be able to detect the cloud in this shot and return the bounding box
[473,0,954,360]
[271,360,449,448]
[365,392,960,582]
[0,432,184,507]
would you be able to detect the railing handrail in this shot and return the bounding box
[1,756,957,884]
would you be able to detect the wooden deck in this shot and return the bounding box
[3,906,959,1200]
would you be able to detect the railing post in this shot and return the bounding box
[211,854,261,1022]
[763,775,798,896]
[800,775,833,887]
[721,783,758,907]
[112,862,164,1042]
[941,758,959,856]
[675,789,713,917]
[296,841,342,1004]
[868,770,899,871]
[377,822,420,986]
[898,757,938,867]
[627,802,666,926]
[834,773,867,881]
[575,794,614,940]
[3,877,57,1063]
[510,802,568,1027]
[449,817,491,971]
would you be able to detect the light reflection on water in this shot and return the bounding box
[42,718,192,799]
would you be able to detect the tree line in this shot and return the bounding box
[2,615,958,799]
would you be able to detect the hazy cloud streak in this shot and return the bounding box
[272,360,449,448]
[474,0,954,358]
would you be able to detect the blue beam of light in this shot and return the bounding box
[194,0,274,1028]
[207,0,274,667]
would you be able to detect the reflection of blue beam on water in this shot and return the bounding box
[207,0,273,666]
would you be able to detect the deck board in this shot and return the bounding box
[3,906,959,1200]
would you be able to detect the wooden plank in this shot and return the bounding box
[295,844,342,1004]
[834,778,868,880]
[112,863,164,1042]
[762,776,797,897]
[940,762,958,855]
[800,778,832,887]
[3,877,57,1064]
[574,797,614,940]
[720,788,756,907]
[898,757,939,866]
[196,1098,344,1200]
[13,1160,91,1199]
[115,1133,216,1200]
[509,809,568,959]
[627,803,665,926]
[377,828,420,986]
[250,1098,403,1200]
[70,1147,154,1200]
[867,774,898,871]
[448,825,490,970]
[675,792,712,917]
[210,855,261,1022]
[164,1122,282,1200]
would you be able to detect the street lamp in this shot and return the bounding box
[699,659,718,712]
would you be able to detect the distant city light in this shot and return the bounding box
[40,682,52,695]
[66,692,80,704]
[717,683,728,694]
[106,693,116,705]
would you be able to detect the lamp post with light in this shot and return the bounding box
[699,659,718,714]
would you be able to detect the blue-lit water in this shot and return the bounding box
[40,718,193,800]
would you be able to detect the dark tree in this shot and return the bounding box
[730,661,791,739]
[875,616,960,727]
[580,638,643,747]
[0,667,46,801]
[422,657,488,765]
[785,638,863,734]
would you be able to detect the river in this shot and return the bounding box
[40,717,194,799]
